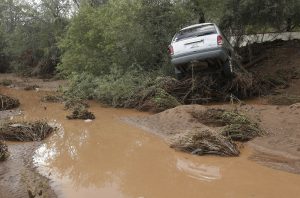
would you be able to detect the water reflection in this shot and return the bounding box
[176,158,221,182]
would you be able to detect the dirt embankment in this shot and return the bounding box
[126,103,300,174]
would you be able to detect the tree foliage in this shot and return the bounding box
[0,0,72,75]
[0,0,299,76]
[59,0,196,75]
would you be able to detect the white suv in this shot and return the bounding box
[169,23,235,79]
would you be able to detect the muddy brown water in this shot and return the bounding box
[1,87,300,198]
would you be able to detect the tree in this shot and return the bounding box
[59,0,196,75]
[0,0,71,75]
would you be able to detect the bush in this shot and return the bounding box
[64,72,98,100]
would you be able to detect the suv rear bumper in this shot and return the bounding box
[171,48,228,65]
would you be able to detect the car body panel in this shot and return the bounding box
[170,23,234,68]
[171,47,228,65]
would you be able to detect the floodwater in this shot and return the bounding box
[1,87,300,198]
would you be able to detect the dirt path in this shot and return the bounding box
[1,84,300,198]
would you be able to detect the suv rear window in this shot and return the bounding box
[174,25,217,42]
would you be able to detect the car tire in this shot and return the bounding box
[223,58,234,78]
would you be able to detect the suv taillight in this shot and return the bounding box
[168,45,174,55]
[217,35,223,46]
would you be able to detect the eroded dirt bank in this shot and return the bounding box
[1,86,300,198]
[126,104,300,174]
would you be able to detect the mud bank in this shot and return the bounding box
[126,104,300,174]
[0,142,56,198]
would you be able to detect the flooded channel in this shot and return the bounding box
[1,87,300,198]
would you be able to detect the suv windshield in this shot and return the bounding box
[174,25,217,42]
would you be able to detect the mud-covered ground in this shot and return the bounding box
[0,77,63,198]
[0,142,56,198]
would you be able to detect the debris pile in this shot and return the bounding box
[131,105,263,157]
[24,85,40,91]
[0,79,13,86]
[41,95,63,103]
[63,98,95,120]
[0,121,55,142]
[67,107,95,120]
[192,109,263,141]
[124,71,272,112]
[171,129,240,156]
[0,94,20,110]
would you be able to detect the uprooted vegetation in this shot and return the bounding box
[130,106,263,157]
[24,84,40,91]
[67,107,96,120]
[0,140,9,161]
[62,40,300,112]
[191,109,263,141]
[41,95,64,103]
[0,121,55,142]
[0,79,13,86]
[171,129,240,156]
[171,109,263,156]
[0,94,20,110]
[64,70,272,113]
[63,97,95,120]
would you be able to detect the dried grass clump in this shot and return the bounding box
[192,109,263,141]
[0,79,13,86]
[64,98,89,110]
[125,87,181,112]
[268,95,300,105]
[24,85,40,91]
[41,95,63,103]
[0,140,9,161]
[66,107,95,120]
[0,121,55,142]
[171,129,240,157]
[222,123,261,141]
[0,94,20,110]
